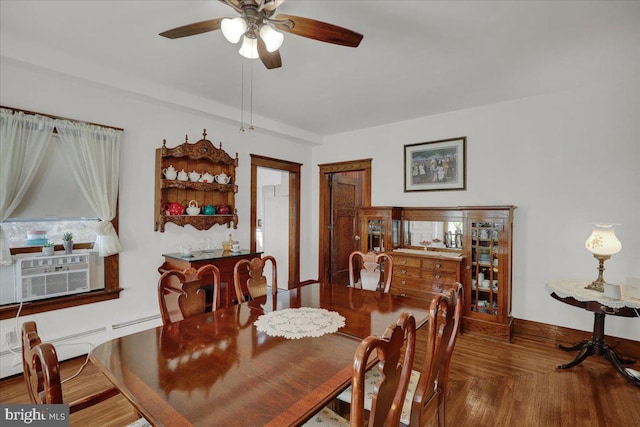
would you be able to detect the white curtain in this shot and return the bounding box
[55,120,123,257]
[0,109,56,265]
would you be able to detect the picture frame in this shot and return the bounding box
[404,137,466,192]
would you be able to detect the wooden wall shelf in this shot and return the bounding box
[154,130,238,232]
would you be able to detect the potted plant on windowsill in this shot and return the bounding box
[42,241,55,256]
[62,232,73,254]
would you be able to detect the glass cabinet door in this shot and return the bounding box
[470,222,500,317]
[392,219,400,248]
[366,219,385,253]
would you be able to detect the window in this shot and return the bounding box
[0,107,122,320]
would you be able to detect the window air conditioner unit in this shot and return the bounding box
[16,253,90,302]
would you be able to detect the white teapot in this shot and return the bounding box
[177,169,189,181]
[188,170,201,182]
[199,172,214,183]
[163,165,177,180]
[186,200,200,216]
[215,173,231,184]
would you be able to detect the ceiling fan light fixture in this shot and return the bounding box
[221,17,247,43]
[239,35,259,59]
[259,25,284,52]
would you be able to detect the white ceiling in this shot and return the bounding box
[1,1,639,142]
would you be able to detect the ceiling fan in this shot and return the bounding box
[159,0,363,70]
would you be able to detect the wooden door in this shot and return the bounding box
[318,159,371,284]
[330,176,359,284]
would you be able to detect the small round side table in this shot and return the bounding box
[546,280,640,388]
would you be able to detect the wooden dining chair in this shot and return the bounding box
[233,255,278,303]
[157,264,221,324]
[335,283,463,427]
[349,251,393,292]
[402,282,463,427]
[303,312,416,426]
[21,321,120,412]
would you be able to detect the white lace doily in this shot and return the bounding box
[254,307,346,339]
[546,280,640,310]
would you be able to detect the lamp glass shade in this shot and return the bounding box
[239,36,259,59]
[585,224,622,256]
[221,17,247,43]
[259,25,284,52]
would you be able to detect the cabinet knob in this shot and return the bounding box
[434,274,441,279]
[435,263,441,268]
[401,280,407,285]
[401,260,407,265]
[354,235,360,241]
[402,269,407,274]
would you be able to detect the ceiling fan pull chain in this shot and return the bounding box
[249,59,255,132]
[240,57,246,133]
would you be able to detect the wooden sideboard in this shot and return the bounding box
[360,205,515,340]
[390,250,464,300]
[159,250,262,307]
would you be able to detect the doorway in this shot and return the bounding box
[318,159,372,283]
[250,155,301,289]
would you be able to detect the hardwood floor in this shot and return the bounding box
[2,332,639,426]
[445,333,640,427]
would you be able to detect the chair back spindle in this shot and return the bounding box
[348,251,394,292]
[233,256,278,303]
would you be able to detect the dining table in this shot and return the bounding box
[90,282,431,427]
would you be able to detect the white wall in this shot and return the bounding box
[2,57,638,378]
[0,59,316,376]
[312,76,640,341]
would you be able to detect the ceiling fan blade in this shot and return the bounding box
[258,38,282,69]
[159,18,224,39]
[273,14,363,47]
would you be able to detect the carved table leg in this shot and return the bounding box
[602,346,640,387]
[558,339,590,352]
[557,312,640,387]
[557,343,595,369]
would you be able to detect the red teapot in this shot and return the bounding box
[217,204,230,215]
[164,201,185,216]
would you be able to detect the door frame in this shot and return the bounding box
[250,154,302,289]
[318,159,372,282]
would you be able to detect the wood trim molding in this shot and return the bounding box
[250,154,302,288]
[318,158,373,173]
[0,289,122,320]
[513,318,640,359]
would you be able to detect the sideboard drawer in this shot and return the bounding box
[394,256,422,268]
[394,266,422,279]
[421,270,458,283]
[421,258,459,274]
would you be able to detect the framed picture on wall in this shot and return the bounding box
[404,137,467,192]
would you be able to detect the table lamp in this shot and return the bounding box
[584,224,622,292]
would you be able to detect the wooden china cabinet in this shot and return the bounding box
[360,205,515,340]
[356,206,402,254]
[464,207,515,340]
[154,130,238,232]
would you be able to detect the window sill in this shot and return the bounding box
[0,288,122,320]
